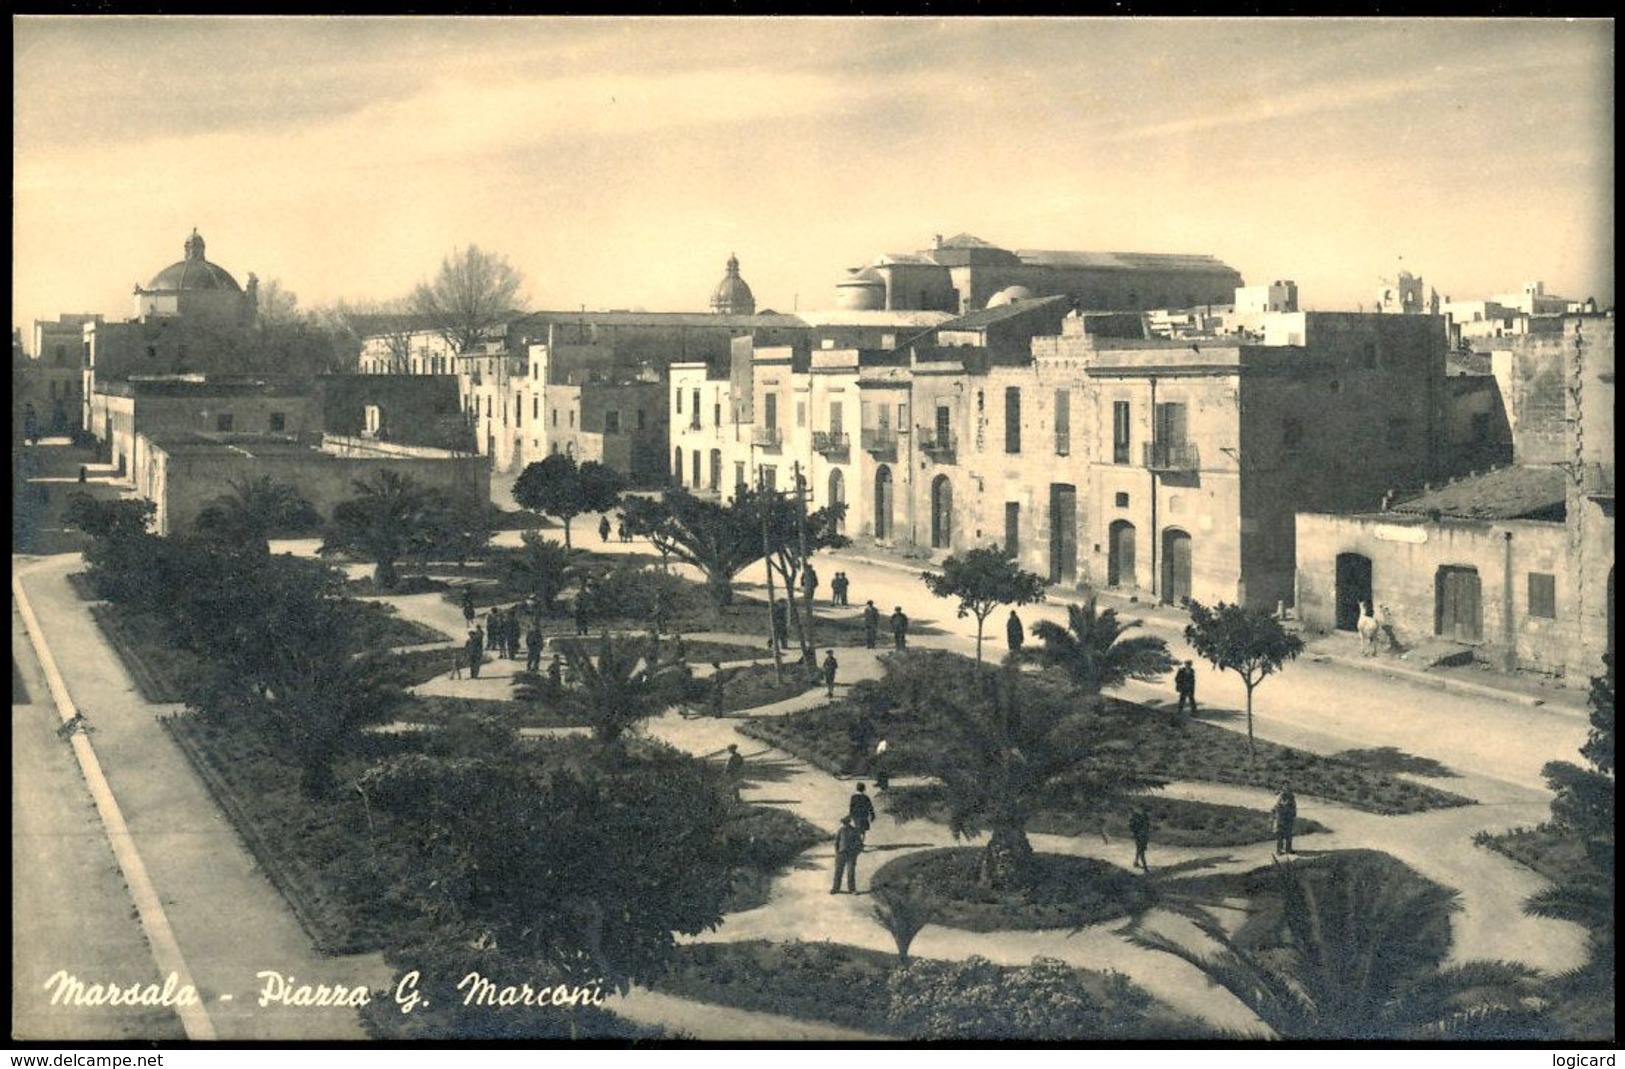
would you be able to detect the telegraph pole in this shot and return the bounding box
[794,461,814,653]
[759,467,785,683]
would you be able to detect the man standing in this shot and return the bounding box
[1272,787,1297,855]
[802,564,819,605]
[462,587,476,628]
[832,572,848,606]
[862,600,880,649]
[525,621,543,672]
[505,609,521,660]
[724,743,745,799]
[831,816,864,894]
[1006,610,1025,653]
[873,738,890,792]
[1174,660,1197,715]
[848,782,876,835]
[822,649,839,698]
[1129,807,1152,871]
[574,594,590,636]
[466,628,484,679]
[599,515,611,543]
[890,606,909,651]
[546,653,564,696]
[771,599,789,649]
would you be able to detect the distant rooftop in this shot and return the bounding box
[1390,465,1566,522]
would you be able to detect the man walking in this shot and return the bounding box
[822,649,839,698]
[1174,660,1198,715]
[1129,807,1152,871]
[802,564,819,605]
[862,600,880,649]
[848,782,876,834]
[1006,610,1025,653]
[890,606,909,651]
[1272,786,1297,855]
[525,621,543,672]
[831,816,864,894]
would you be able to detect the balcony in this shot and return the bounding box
[918,429,957,464]
[1143,440,1200,472]
[752,425,783,452]
[861,427,897,459]
[812,430,850,456]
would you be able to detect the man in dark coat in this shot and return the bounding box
[848,783,876,834]
[1273,787,1298,855]
[574,595,589,636]
[831,816,863,894]
[466,629,484,679]
[822,649,839,698]
[1129,807,1152,871]
[771,599,789,648]
[525,622,543,672]
[1174,660,1198,714]
[1006,610,1025,653]
[832,572,849,606]
[599,515,611,542]
[802,564,819,605]
[546,654,563,695]
[862,601,880,649]
[890,607,909,651]
[505,609,521,660]
[462,587,476,627]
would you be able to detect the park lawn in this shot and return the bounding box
[350,601,453,648]
[88,603,201,704]
[391,694,596,730]
[870,849,1156,932]
[1474,824,1594,886]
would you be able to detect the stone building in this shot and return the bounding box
[1295,316,1613,677]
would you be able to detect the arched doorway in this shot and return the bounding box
[1335,552,1374,631]
[673,446,684,486]
[931,475,953,549]
[874,465,893,541]
[1435,565,1483,642]
[828,468,846,534]
[709,449,722,492]
[1162,528,1192,605]
[1107,520,1136,587]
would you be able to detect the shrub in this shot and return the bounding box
[887,955,1155,1040]
[581,563,707,625]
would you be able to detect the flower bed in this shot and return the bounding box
[870,849,1155,932]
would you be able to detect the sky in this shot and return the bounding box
[12,16,1615,343]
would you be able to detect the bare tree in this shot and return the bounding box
[316,298,421,374]
[411,245,526,355]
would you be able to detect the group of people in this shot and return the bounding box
[456,587,553,679]
[1125,784,1298,872]
[858,601,910,651]
[597,516,631,543]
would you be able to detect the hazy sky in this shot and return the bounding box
[13,16,1615,339]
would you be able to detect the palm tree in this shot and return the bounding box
[194,476,321,555]
[554,632,691,746]
[1128,852,1553,1040]
[502,530,575,610]
[889,657,1161,890]
[320,470,447,590]
[1024,596,1174,702]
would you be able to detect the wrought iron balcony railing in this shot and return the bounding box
[860,427,897,457]
[1142,440,1200,471]
[752,425,783,451]
[812,430,850,455]
[918,429,957,464]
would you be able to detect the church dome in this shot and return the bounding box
[835,265,886,311]
[710,254,756,315]
[985,285,1034,308]
[147,229,243,293]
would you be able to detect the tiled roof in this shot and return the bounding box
[1016,250,1237,273]
[938,294,1073,331]
[1389,465,1566,521]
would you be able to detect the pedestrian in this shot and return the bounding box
[525,621,543,672]
[547,653,563,695]
[708,661,729,717]
[466,629,483,679]
[848,782,876,834]
[448,647,463,680]
[862,600,879,649]
[505,608,521,660]
[873,738,890,792]
[78,465,88,484]
[618,521,629,543]
[462,587,476,627]
[803,564,819,605]
[1174,660,1197,715]
[823,649,839,698]
[574,594,589,636]
[831,816,864,894]
[1129,807,1152,871]
[771,599,789,648]
[486,608,503,658]
[848,713,877,768]
[1006,609,1025,653]
[1272,786,1298,855]
[890,606,909,651]
[599,515,611,543]
[831,571,848,606]
[724,743,745,797]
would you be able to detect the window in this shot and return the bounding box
[1282,417,1304,450]
[692,389,701,422]
[1386,417,1409,448]
[1004,502,1020,556]
[1154,402,1187,446]
[269,411,286,432]
[829,400,843,432]
[1054,389,1070,455]
[1004,387,1021,454]
[516,397,523,426]
[485,397,492,418]
[551,408,558,427]
[734,462,746,492]
[569,410,575,428]
[1112,401,1131,464]
[713,401,722,428]
[760,465,777,492]
[764,393,778,429]
[216,413,234,432]
[935,405,951,442]
[533,396,539,420]
[1115,492,1130,508]
[1528,573,1557,619]
[676,389,683,413]
[796,401,806,428]
[604,411,621,433]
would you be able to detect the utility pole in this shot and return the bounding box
[794,460,814,654]
[759,467,785,683]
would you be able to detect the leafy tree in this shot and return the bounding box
[887,956,1153,1040]
[920,546,1046,662]
[513,455,623,549]
[64,493,155,541]
[611,489,759,606]
[886,654,1161,889]
[358,733,737,992]
[321,470,453,590]
[64,495,166,606]
[1025,595,1173,701]
[554,632,692,746]
[619,494,678,572]
[756,480,849,654]
[411,245,525,355]
[501,531,575,610]
[1129,851,1553,1040]
[193,476,322,556]
[1184,599,1304,769]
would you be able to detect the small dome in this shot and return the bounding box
[835,268,886,311]
[986,285,1034,308]
[147,229,242,293]
[710,253,756,315]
